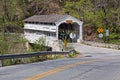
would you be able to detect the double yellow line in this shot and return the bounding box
[25,58,111,80]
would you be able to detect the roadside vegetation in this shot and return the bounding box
[68,50,79,58]
[2,50,80,67]
[1,37,79,66]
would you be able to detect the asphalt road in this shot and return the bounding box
[0,44,120,80]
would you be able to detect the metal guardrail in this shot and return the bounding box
[0,50,75,60]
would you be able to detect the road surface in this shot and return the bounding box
[0,44,120,80]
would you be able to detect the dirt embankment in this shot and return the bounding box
[83,26,98,41]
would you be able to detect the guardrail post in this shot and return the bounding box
[30,57,33,62]
[55,53,56,59]
[0,60,2,67]
[0,54,3,67]
[21,58,25,63]
[50,54,52,59]
[11,58,14,65]
[65,54,68,57]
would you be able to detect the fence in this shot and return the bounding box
[0,50,74,67]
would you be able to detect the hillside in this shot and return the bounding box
[0,0,120,44]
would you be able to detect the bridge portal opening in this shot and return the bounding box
[58,23,79,42]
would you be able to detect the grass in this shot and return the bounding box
[109,39,120,45]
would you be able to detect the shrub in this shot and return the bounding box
[68,50,79,58]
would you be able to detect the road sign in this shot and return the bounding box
[66,20,72,23]
[98,33,103,38]
[106,30,109,36]
[69,32,76,39]
[97,27,104,33]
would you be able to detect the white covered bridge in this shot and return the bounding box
[24,15,83,51]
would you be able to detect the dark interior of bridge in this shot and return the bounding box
[58,23,79,42]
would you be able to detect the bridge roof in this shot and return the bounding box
[24,15,70,23]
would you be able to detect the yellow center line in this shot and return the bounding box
[24,58,111,80]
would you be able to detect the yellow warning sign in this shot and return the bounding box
[97,27,104,33]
